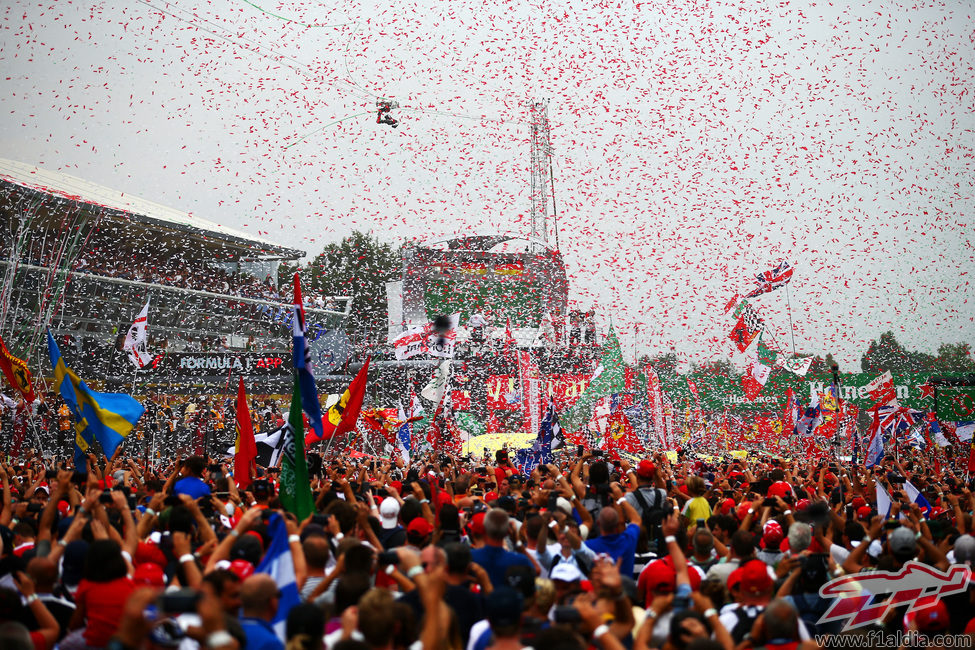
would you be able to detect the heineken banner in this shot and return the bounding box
[658,371,968,415]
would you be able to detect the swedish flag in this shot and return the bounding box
[47,330,144,467]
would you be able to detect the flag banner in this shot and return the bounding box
[645,365,667,449]
[729,315,761,353]
[48,330,143,467]
[795,393,822,437]
[744,261,794,299]
[307,357,370,446]
[392,314,460,360]
[723,293,742,315]
[742,361,771,401]
[602,410,642,461]
[935,386,975,421]
[234,376,257,490]
[865,371,898,408]
[293,275,324,441]
[865,408,885,468]
[227,424,287,468]
[755,332,779,366]
[560,326,627,432]
[0,334,36,403]
[256,513,302,641]
[421,360,452,403]
[783,388,801,433]
[396,401,412,463]
[123,299,152,369]
[876,405,925,449]
[777,355,814,376]
[513,399,562,473]
[517,350,542,438]
[427,390,464,455]
[279,375,314,520]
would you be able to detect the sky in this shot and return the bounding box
[1,0,973,370]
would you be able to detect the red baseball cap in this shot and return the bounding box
[856,505,873,521]
[719,498,736,515]
[407,518,434,538]
[636,459,656,479]
[908,598,950,633]
[135,542,168,568]
[851,497,866,509]
[761,521,784,549]
[639,559,676,595]
[484,491,499,503]
[740,560,773,595]
[768,481,792,499]
[796,499,810,512]
[229,559,255,580]
[133,563,166,587]
[469,512,486,536]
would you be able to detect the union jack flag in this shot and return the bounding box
[745,262,794,299]
[877,406,926,449]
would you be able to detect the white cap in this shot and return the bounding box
[550,562,583,582]
[379,499,401,530]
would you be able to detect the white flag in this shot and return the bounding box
[421,360,452,403]
[123,299,152,368]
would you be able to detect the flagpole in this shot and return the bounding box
[784,284,797,356]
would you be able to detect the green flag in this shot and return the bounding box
[560,326,628,432]
[279,374,314,520]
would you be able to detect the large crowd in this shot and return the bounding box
[0,443,972,650]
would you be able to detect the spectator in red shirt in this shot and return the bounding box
[67,540,135,648]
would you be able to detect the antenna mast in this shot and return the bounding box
[529,100,553,252]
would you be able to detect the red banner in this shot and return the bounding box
[486,374,591,435]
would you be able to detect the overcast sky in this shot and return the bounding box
[1,0,972,370]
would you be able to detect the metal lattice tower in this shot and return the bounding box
[529,100,552,250]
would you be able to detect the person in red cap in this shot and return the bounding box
[406,517,434,549]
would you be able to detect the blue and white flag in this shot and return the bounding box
[396,400,411,464]
[293,275,324,441]
[795,393,822,437]
[904,480,932,516]
[876,483,892,519]
[865,427,885,468]
[256,513,301,641]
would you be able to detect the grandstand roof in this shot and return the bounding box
[0,158,303,259]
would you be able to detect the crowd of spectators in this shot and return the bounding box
[0,444,971,650]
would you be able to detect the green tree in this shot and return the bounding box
[303,232,400,343]
[933,343,975,373]
[860,331,914,374]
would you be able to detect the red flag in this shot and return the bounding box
[967,440,975,474]
[729,315,759,352]
[742,362,770,401]
[602,410,641,461]
[306,357,370,446]
[865,371,897,408]
[234,377,257,490]
[0,335,36,403]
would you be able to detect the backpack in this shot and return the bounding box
[581,484,612,522]
[729,606,761,643]
[631,486,667,554]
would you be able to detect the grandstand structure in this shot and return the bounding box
[0,159,352,392]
